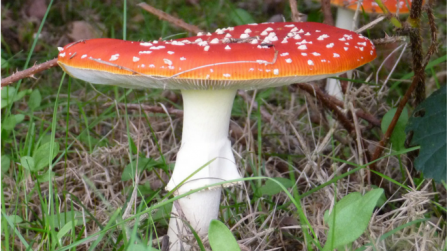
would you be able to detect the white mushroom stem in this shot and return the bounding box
[166,89,241,250]
[326,7,358,100]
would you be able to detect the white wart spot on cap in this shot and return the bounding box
[163,59,172,66]
[81,54,87,59]
[109,54,119,61]
[180,57,186,60]
[140,42,153,46]
[210,38,219,44]
[273,69,279,75]
[139,51,152,54]
[240,33,250,39]
[57,47,64,52]
[204,46,210,51]
[326,43,334,48]
[59,52,66,57]
[298,45,307,50]
[225,45,231,50]
[223,73,231,77]
[301,53,307,56]
[307,59,314,66]
[317,34,329,41]
[312,52,320,56]
[244,28,252,33]
[133,56,140,62]
[285,58,292,63]
[172,41,185,46]
[280,52,289,56]
[167,51,174,55]
[333,53,340,58]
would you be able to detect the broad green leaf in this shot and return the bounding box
[259,177,294,196]
[33,141,60,171]
[37,170,56,182]
[13,89,32,103]
[1,57,9,69]
[405,85,446,183]
[20,156,35,171]
[229,8,255,26]
[8,215,23,224]
[2,114,25,131]
[56,220,78,245]
[208,220,241,251]
[1,155,10,174]
[45,211,85,229]
[121,157,159,181]
[381,107,409,151]
[152,202,172,224]
[1,86,16,108]
[323,188,384,251]
[28,89,42,110]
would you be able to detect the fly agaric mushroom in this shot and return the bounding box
[57,22,376,250]
[326,0,414,99]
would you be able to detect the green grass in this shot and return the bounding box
[1,0,446,250]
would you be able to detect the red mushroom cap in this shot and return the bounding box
[57,22,376,90]
[330,0,414,14]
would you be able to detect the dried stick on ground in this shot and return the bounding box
[138,3,203,34]
[1,58,58,87]
[296,83,381,127]
[320,0,334,26]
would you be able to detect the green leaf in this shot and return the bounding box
[45,211,85,229]
[323,188,384,250]
[2,114,25,131]
[152,202,172,225]
[381,107,409,151]
[1,86,15,99]
[121,157,158,181]
[1,155,11,174]
[28,89,42,110]
[405,85,446,183]
[1,57,9,69]
[20,156,35,171]
[208,220,241,251]
[229,8,255,26]
[8,215,23,224]
[14,89,32,103]
[37,170,56,182]
[32,141,60,171]
[259,177,294,196]
[56,220,78,245]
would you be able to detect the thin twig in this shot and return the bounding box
[1,58,58,87]
[138,2,203,34]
